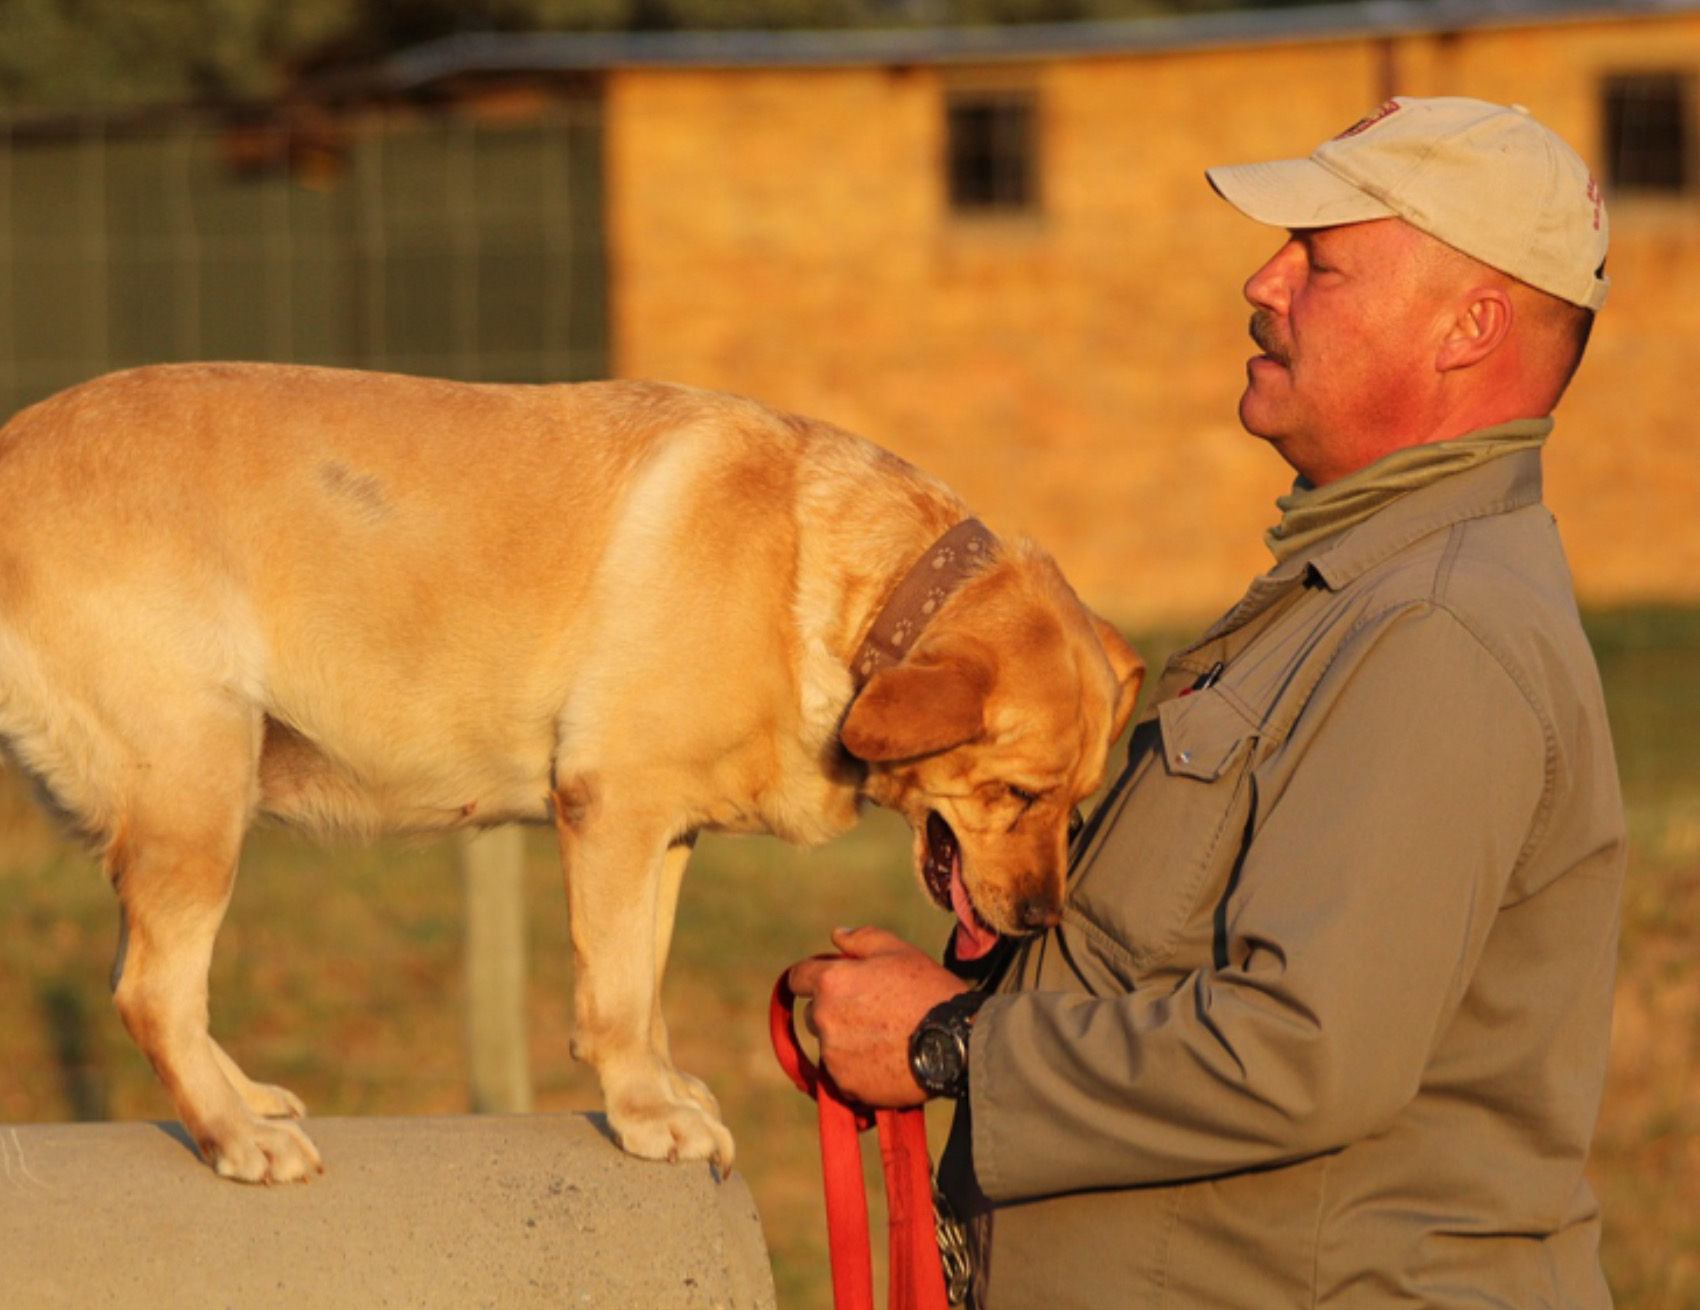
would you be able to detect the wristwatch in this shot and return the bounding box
[908,991,991,1100]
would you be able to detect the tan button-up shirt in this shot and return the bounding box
[942,436,1626,1309]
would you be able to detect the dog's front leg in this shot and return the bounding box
[553,777,735,1169]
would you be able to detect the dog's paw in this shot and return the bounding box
[211,1042,307,1120]
[239,1080,307,1121]
[207,1115,325,1185]
[610,1095,737,1171]
[668,1069,724,1121]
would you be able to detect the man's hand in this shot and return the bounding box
[786,926,971,1107]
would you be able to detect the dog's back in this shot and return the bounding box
[0,364,860,844]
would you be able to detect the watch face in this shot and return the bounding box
[912,1025,964,1095]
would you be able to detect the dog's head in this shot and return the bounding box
[842,541,1143,956]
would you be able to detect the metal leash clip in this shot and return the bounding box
[933,1181,973,1306]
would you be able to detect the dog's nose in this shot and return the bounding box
[1017,897,1061,931]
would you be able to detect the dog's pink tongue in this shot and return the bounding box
[950,864,1001,961]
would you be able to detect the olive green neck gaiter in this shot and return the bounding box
[1265,419,1552,565]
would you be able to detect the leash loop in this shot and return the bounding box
[770,961,875,1130]
[771,961,952,1310]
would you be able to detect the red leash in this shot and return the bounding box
[771,962,951,1310]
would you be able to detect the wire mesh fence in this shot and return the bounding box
[0,97,608,417]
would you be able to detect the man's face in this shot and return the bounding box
[1238,218,1453,486]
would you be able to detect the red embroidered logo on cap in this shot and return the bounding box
[1335,100,1402,140]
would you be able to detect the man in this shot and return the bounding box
[789,97,1626,1308]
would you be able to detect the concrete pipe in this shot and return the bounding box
[0,1113,775,1309]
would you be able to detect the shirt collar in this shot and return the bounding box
[1297,427,1549,592]
[1194,422,1552,647]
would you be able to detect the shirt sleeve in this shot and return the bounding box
[971,602,1551,1202]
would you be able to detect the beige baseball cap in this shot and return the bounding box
[1207,96,1610,312]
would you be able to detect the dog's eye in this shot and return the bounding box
[1007,785,1041,808]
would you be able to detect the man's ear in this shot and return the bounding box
[840,639,993,762]
[1437,289,1513,372]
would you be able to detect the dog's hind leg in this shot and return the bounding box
[105,711,322,1184]
[554,777,735,1169]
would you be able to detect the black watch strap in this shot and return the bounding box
[931,989,992,1027]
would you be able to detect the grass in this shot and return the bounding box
[1582,606,1700,1309]
[1,608,1696,1308]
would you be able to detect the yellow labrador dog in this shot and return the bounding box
[0,364,1142,1182]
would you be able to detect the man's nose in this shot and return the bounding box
[1243,237,1301,310]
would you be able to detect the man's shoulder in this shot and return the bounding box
[1318,444,1574,632]
[1336,498,1600,723]
[1372,491,1572,613]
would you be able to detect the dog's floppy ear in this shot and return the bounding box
[841,639,994,762]
[1091,611,1146,741]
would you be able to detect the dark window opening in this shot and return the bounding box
[946,91,1038,215]
[1602,72,1695,194]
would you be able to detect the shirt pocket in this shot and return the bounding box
[1064,688,1260,986]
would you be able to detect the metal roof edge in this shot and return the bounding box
[384,0,1700,87]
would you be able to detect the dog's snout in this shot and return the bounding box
[1017,896,1061,931]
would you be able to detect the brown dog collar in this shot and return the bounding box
[851,518,997,688]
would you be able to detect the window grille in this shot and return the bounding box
[1602,72,1695,194]
[946,91,1039,216]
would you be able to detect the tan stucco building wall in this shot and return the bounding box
[604,11,1700,626]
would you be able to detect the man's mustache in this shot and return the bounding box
[1250,310,1291,367]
